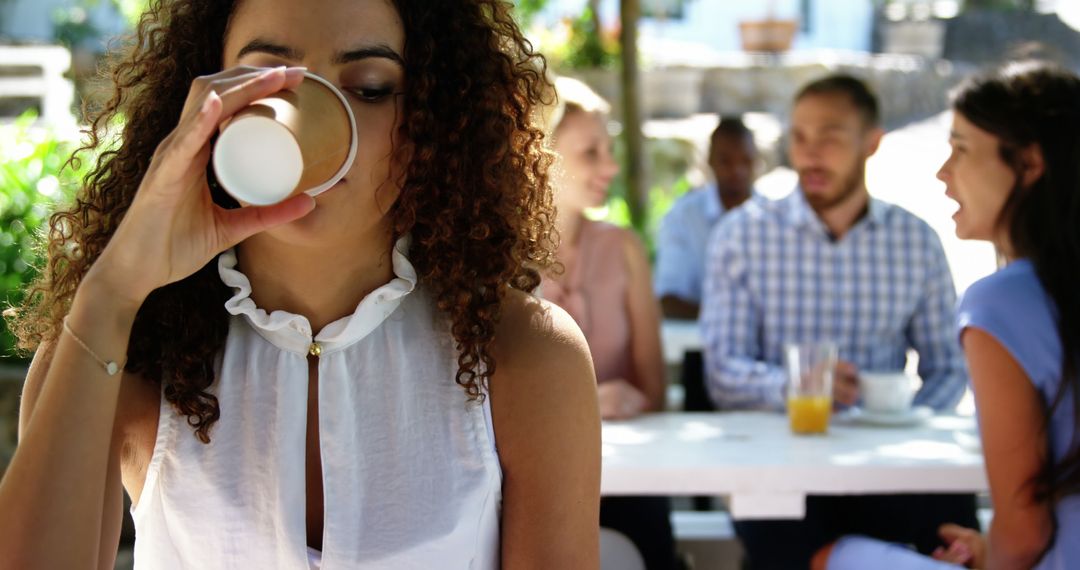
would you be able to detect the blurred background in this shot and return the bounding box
[1,0,1078,566]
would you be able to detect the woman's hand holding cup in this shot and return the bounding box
[88,66,316,309]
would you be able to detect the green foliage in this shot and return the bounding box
[0,113,89,362]
[513,0,550,28]
[541,7,620,71]
[51,0,149,49]
[589,134,697,260]
[595,177,690,262]
[51,5,100,50]
[563,7,619,70]
[112,0,151,27]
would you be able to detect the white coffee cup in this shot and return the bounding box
[859,372,917,413]
[212,71,358,206]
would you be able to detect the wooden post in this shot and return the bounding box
[619,0,646,232]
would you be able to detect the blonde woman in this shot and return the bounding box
[542,76,675,569]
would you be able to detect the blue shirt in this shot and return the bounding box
[958,259,1077,570]
[654,184,727,304]
[700,190,967,411]
[829,260,1079,569]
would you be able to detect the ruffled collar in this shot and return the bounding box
[218,235,417,356]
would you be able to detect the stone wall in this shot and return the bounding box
[570,51,970,130]
[679,53,965,129]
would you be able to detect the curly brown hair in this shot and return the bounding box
[12,0,557,443]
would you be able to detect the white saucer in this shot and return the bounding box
[845,406,934,427]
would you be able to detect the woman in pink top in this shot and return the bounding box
[541,77,676,570]
[542,77,666,420]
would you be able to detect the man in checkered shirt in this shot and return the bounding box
[701,74,976,569]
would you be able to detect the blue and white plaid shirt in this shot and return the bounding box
[700,190,967,411]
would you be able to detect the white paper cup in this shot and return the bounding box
[212,72,357,206]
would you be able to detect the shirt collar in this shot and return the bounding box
[703,183,724,221]
[784,187,888,237]
[704,184,766,222]
[218,235,418,355]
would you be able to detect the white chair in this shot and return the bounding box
[599,527,646,570]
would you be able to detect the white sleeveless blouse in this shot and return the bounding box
[131,237,503,569]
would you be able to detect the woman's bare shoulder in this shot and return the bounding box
[489,287,600,472]
[489,292,601,566]
[489,288,597,440]
[492,289,594,383]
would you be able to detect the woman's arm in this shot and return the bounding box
[0,66,313,569]
[492,291,601,570]
[620,231,666,412]
[963,327,1054,569]
[2,279,138,570]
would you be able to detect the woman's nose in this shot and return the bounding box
[936,158,951,182]
[602,152,619,178]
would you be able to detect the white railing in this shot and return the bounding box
[0,45,76,128]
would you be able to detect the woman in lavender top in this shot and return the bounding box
[816,61,1080,570]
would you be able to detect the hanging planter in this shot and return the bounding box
[738,0,799,53]
[738,18,799,53]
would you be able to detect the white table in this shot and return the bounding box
[601,411,987,520]
[661,319,702,366]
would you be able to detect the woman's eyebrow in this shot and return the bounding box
[333,44,405,66]
[236,38,404,66]
[236,38,302,61]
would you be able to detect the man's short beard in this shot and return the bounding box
[803,162,865,213]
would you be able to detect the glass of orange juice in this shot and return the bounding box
[783,341,838,435]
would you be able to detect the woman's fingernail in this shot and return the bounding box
[284,67,307,80]
[201,91,219,115]
[260,66,285,80]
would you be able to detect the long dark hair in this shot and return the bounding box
[12,0,556,443]
[951,61,1080,505]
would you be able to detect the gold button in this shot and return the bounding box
[308,342,322,357]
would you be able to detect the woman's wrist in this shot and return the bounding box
[77,264,148,324]
[62,273,143,376]
[82,243,161,310]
